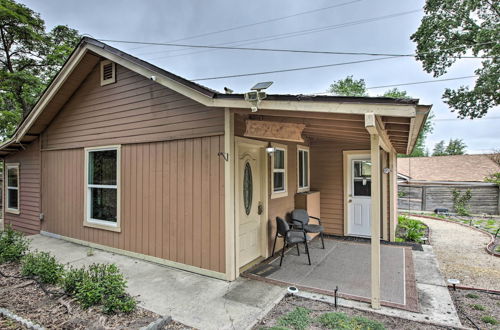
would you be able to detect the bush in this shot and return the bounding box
[277,307,311,330]
[21,251,64,284]
[452,189,472,216]
[318,312,385,330]
[396,215,426,243]
[65,263,136,314]
[0,226,29,263]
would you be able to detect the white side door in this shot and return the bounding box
[347,154,372,237]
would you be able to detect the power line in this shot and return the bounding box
[366,75,478,89]
[124,0,362,51]
[434,116,500,121]
[135,9,423,60]
[99,39,487,59]
[191,56,399,81]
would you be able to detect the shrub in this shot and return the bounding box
[452,189,472,216]
[67,263,136,314]
[397,215,425,243]
[0,226,29,263]
[481,315,498,325]
[471,304,485,311]
[277,307,311,330]
[318,312,385,330]
[21,251,64,284]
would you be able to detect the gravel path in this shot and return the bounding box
[412,216,500,290]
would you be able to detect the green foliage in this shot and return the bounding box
[397,215,426,243]
[465,293,479,299]
[484,172,500,185]
[0,225,29,263]
[411,0,499,119]
[397,191,407,198]
[64,263,136,314]
[432,141,447,156]
[470,304,486,311]
[0,0,80,139]
[317,312,385,330]
[432,139,467,156]
[481,315,498,325]
[277,307,311,330]
[452,189,472,216]
[21,251,64,284]
[328,76,367,97]
[382,88,411,99]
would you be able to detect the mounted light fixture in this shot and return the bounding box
[266,142,276,154]
[244,81,273,112]
[383,167,391,174]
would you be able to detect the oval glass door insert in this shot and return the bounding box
[243,161,253,215]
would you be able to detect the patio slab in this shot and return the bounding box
[246,238,417,310]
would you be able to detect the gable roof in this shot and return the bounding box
[398,154,500,183]
[0,37,431,156]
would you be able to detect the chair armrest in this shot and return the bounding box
[309,216,321,224]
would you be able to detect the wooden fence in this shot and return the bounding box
[398,184,500,215]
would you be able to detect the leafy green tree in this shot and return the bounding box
[383,88,411,99]
[411,0,499,119]
[0,0,80,139]
[432,140,447,156]
[328,75,367,96]
[445,138,467,155]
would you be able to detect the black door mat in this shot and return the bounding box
[246,263,280,277]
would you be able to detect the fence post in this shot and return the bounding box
[422,186,427,212]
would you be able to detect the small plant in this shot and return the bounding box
[465,293,479,299]
[471,304,486,311]
[318,312,385,330]
[61,266,87,294]
[277,307,311,330]
[0,226,29,263]
[397,191,407,198]
[396,215,425,243]
[481,315,498,325]
[21,251,64,284]
[87,248,95,257]
[452,189,472,216]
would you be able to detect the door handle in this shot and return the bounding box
[348,199,352,203]
[258,202,263,215]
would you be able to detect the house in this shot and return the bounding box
[0,37,430,308]
[398,155,500,214]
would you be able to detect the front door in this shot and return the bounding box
[347,154,372,237]
[236,139,265,267]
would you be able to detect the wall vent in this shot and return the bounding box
[100,60,116,86]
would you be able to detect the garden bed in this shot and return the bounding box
[255,294,451,330]
[0,262,160,329]
[450,289,500,329]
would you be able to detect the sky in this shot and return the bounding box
[19,0,499,154]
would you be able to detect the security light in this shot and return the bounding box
[244,82,273,112]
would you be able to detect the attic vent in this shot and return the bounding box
[100,60,116,86]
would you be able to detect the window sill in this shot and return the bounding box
[84,220,121,233]
[6,209,20,215]
[297,187,310,193]
[271,191,288,199]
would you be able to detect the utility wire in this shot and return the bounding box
[366,75,479,89]
[124,0,362,51]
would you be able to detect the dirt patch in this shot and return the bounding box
[0,262,159,329]
[0,314,28,330]
[164,320,196,329]
[255,294,453,329]
[450,289,500,329]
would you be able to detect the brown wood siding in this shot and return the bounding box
[41,136,225,273]
[4,140,41,235]
[42,64,224,150]
[310,140,370,235]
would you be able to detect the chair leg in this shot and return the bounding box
[280,241,287,267]
[320,232,325,249]
[272,231,279,256]
[296,243,300,256]
[304,240,311,265]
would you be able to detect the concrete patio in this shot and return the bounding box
[245,238,418,311]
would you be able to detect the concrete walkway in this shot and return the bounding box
[28,235,285,330]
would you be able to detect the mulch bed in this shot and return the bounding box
[255,294,453,330]
[450,289,500,329]
[0,262,159,329]
[0,314,28,330]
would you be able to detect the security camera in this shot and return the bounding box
[224,87,233,94]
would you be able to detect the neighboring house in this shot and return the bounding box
[0,38,430,306]
[398,155,500,214]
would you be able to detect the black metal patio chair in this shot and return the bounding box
[272,216,311,266]
[291,209,325,249]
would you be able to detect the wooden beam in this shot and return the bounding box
[382,150,388,241]
[224,109,236,281]
[382,116,411,124]
[365,113,393,153]
[389,151,397,241]
[233,108,366,122]
[370,134,381,309]
[385,123,410,132]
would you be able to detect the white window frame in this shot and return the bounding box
[100,60,116,86]
[297,145,310,193]
[84,145,121,232]
[5,163,20,215]
[270,143,288,199]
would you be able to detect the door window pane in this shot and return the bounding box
[90,187,117,222]
[354,161,371,178]
[354,179,371,196]
[243,162,253,215]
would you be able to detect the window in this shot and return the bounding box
[100,60,116,86]
[353,160,371,197]
[85,146,120,231]
[297,146,310,192]
[6,164,20,214]
[271,144,287,199]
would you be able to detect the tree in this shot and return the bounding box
[411,0,499,119]
[382,88,411,99]
[328,75,367,96]
[432,140,447,156]
[0,0,80,139]
[445,138,467,155]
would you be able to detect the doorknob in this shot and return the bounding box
[348,199,352,203]
[258,202,263,215]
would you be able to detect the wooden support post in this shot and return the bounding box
[389,151,397,242]
[224,108,236,281]
[382,151,388,241]
[370,134,381,309]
